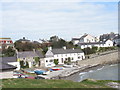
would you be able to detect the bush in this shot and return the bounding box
[54,59,59,65]
[20,61,29,68]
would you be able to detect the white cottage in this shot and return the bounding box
[79,34,96,43]
[44,47,85,67]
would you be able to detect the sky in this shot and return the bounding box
[0,0,119,42]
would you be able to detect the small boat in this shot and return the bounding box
[63,64,73,68]
[51,67,63,71]
[34,70,46,75]
[43,71,50,75]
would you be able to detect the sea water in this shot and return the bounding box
[78,64,119,82]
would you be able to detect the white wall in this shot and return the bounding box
[84,35,95,43]
[8,62,20,70]
[104,40,113,47]
[44,52,85,67]
[73,40,80,45]
[44,57,55,67]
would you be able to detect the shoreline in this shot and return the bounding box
[51,60,119,81]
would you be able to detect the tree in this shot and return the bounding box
[2,47,15,57]
[34,57,40,65]
[14,40,40,51]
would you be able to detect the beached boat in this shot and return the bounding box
[34,70,46,75]
[63,64,73,68]
[51,67,63,71]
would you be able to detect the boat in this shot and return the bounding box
[34,70,46,75]
[51,67,63,71]
[63,64,73,68]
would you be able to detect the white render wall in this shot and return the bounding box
[84,35,95,43]
[44,52,85,67]
[44,57,55,67]
[8,62,20,70]
[73,40,80,45]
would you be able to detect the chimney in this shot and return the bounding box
[23,37,25,40]
[63,46,66,50]
[48,47,52,51]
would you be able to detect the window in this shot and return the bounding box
[46,60,48,62]
[72,58,73,60]
[78,57,80,59]
[61,58,64,63]
[65,58,67,60]
[7,41,10,43]
[50,60,53,62]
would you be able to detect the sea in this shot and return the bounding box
[63,64,119,82]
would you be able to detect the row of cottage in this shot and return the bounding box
[1,46,85,71]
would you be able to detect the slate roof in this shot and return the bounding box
[80,34,88,40]
[17,51,39,58]
[36,50,44,58]
[51,49,83,54]
[0,57,17,63]
[0,63,16,70]
[72,38,80,40]
[0,57,17,70]
[17,50,44,58]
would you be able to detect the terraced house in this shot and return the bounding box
[44,47,85,67]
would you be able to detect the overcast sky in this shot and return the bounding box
[1,0,118,42]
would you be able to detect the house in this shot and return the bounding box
[0,57,17,79]
[0,57,20,70]
[112,35,120,46]
[78,39,113,49]
[99,32,118,42]
[17,50,44,68]
[0,38,14,50]
[17,37,30,43]
[44,47,85,67]
[79,34,96,43]
[72,38,80,45]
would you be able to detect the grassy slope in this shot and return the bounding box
[1,78,119,88]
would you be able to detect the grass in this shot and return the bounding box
[1,78,119,88]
